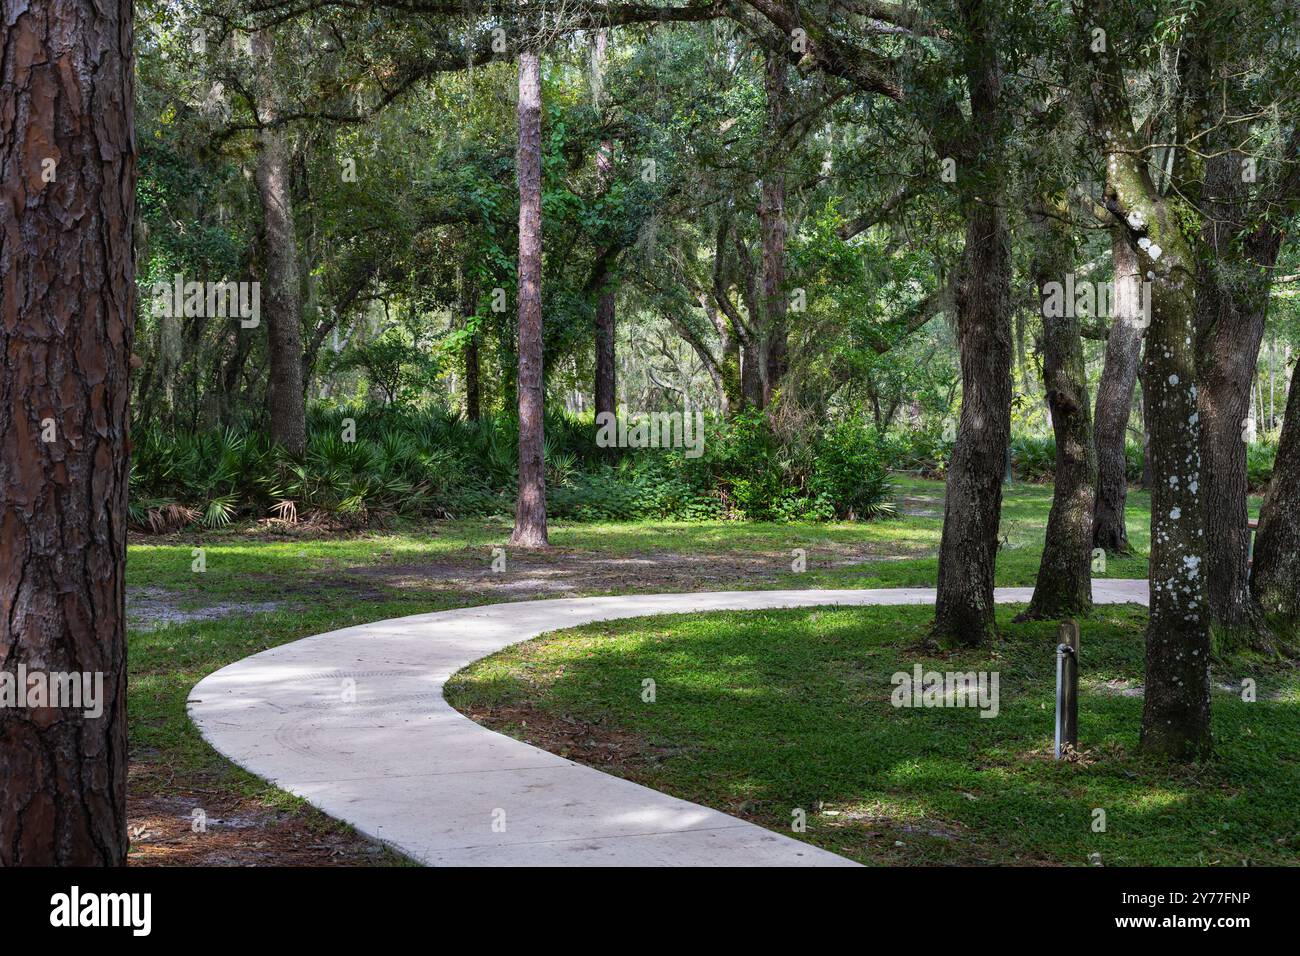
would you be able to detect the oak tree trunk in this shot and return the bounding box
[0,0,135,864]
[1092,228,1144,553]
[932,3,1012,647]
[1252,356,1300,620]
[1194,151,1271,649]
[1082,5,1212,758]
[253,31,306,456]
[933,202,1013,645]
[509,50,548,548]
[1022,206,1096,620]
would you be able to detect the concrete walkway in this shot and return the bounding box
[188,580,1149,866]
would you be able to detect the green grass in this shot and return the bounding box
[123,477,1173,777]
[126,475,1271,864]
[127,477,1164,601]
[445,603,1300,867]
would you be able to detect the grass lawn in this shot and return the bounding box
[445,603,1300,867]
[123,475,1270,864]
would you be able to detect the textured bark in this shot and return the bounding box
[509,51,548,548]
[1083,5,1211,757]
[0,0,135,864]
[758,50,788,407]
[591,31,617,419]
[594,287,616,417]
[932,1,1012,647]
[461,258,480,421]
[740,341,763,409]
[1092,228,1144,553]
[1195,150,1272,648]
[1021,206,1095,620]
[1253,359,1300,619]
[253,31,306,456]
[932,202,1013,646]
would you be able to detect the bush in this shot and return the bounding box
[128,404,898,530]
[1010,435,1055,483]
[810,424,896,519]
[1247,439,1276,491]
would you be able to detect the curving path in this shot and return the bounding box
[188,580,1148,866]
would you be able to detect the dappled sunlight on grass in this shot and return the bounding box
[447,602,1300,866]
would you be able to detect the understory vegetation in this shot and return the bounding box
[129,405,898,528]
[133,403,1278,529]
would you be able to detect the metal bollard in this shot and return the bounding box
[1054,619,1079,759]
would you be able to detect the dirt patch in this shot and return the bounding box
[127,586,288,632]
[897,495,944,518]
[340,545,927,598]
[127,758,403,866]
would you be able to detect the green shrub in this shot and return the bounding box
[129,404,901,530]
[1010,435,1055,483]
[810,424,896,519]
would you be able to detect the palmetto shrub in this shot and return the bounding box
[128,404,897,531]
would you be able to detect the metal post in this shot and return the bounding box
[1054,619,1079,759]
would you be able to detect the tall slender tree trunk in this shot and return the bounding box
[253,31,306,456]
[509,50,548,548]
[0,0,134,865]
[932,2,1012,647]
[1022,204,1095,620]
[1195,150,1272,648]
[758,50,789,407]
[594,287,616,416]
[591,30,617,419]
[461,258,480,421]
[1092,227,1144,552]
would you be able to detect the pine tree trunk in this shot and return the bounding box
[253,31,306,456]
[509,50,548,548]
[594,287,616,417]
[1022,206,1095,620]
[591,31,617,419]
[461,259,480,421]
[759,51,789,407]
[1092,228,1144,552]
[0,0,134,865]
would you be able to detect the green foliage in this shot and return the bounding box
[810,423,898,520]
[129,404,898,530]
[1247,438,1277,491]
